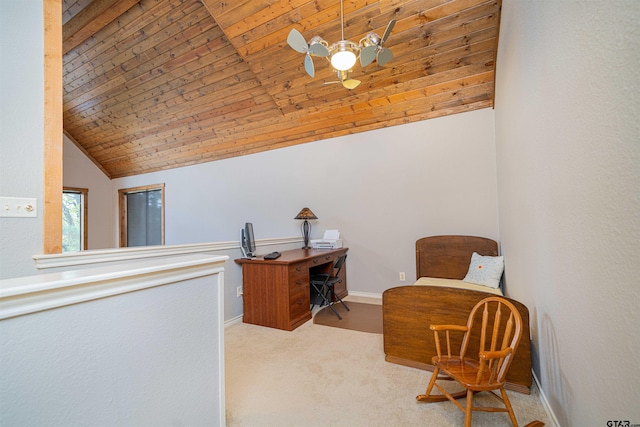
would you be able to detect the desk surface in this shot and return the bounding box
[235,247,345,265]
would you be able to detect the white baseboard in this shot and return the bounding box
[346,290,383,302]
[532,370,560,427]
[224,314,243,327]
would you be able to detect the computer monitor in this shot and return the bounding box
[241,222,256,258]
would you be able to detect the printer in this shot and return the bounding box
[310,230,343,249]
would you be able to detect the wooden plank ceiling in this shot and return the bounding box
[63,0,502,178]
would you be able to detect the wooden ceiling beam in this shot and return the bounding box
[63,0,141,54]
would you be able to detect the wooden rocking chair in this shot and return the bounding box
[416,296,537,427]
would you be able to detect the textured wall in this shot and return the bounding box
[0,272,223,426]
[0,0,45,279]
[495,0,640,424]
[112,108,500,320]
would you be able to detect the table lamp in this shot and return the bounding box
[294,207,317,249]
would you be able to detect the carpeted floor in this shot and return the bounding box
[313,301,383,334]
[225,298,551,427]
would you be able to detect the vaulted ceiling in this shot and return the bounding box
[63,0,502,178]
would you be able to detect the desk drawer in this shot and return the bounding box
[310,253,336,267]
[289,261,310,320]
[289,261,308,276]
[289,261,309,283]
[289,285,310,318]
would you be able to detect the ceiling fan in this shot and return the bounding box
[287,0,396,89]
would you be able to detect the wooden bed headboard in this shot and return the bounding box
[415,235,499,279]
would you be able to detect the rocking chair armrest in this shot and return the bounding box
[429,324,468,332]
[479,347,512,360]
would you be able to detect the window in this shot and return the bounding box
[62,187,88,252]
[118,184,165,247]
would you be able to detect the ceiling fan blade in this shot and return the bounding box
[343,79,361,90]
[304,54,315,78]
[377,47,393,66]
[360,45,377,67]
[308,43,329,57]
[381,19,396,44]
[287,29,308,53]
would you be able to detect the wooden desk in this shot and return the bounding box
[235,247,348,331]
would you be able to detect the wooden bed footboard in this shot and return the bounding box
[382,285,533,394]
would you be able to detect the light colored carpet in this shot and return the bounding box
[225,318,551,426]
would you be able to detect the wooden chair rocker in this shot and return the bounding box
[416,296,535,427]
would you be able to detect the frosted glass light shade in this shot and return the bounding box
[330,41,358,71]
[331,50,357,71]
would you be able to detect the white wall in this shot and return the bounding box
[0,255,226,426]
[63,135,115,249]
[0,0,45,280]
[495,1,640,425]
[113,108,500,320]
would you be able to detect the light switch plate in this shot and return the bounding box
[0,197,38,218]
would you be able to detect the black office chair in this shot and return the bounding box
[310,254,349,319]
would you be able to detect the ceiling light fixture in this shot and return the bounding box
[330,41,358,71]
[287,0,396,89]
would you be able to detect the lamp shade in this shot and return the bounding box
[330,41,358,71]
[294,207,318,220]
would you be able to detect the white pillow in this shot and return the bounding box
[462,252,504,289]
